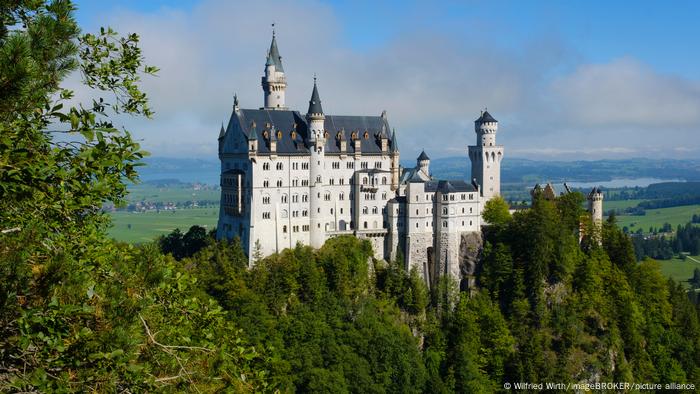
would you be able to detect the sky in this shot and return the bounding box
[70,0,700,161]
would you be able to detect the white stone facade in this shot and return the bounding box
[217,31,505,286]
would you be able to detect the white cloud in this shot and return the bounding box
[65,0,700,160]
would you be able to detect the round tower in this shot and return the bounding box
[307,77,326,248]
[261,27,287,110]
[587,187,604,224]
[468,109,504,201]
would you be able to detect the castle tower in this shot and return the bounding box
[588,187,603,223]
[417,150,430,177]
[307,78,326,248]
[261,28,287,110]
[587,187,604,244]
[390,129,400,190]
[468,110,504,201]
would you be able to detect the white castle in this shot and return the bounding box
[216,30,602,286]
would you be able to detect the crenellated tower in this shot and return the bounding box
[468,110,504,201]
[261,28,287,110]
[307,78,326,248]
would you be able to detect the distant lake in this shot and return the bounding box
[139,170,219,186]
[568,178,685,189]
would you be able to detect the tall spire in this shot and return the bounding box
[218,122,225,139]
[390,128,399,153]
[266,24,284,72]
[307,76,323,115]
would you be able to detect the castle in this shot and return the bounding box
[216,30,602,286]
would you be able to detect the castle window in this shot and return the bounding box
[351,131,357,140]
[302,194,308,202]
[283,225,287,233]
[263,162,270,170]
[263,180,270,188]
[329,178,335,185]
[276,162,283,170]
[340,178,345,185]
[330,208,334,214]
[292,194,299,203]
[443,208,448,215]
[469,194,474,200]
[347,162,354,169]
[340,208,344,214]
[470,207,473,213]
[462,207,465,213]
[362,177,368,185]
[281,194,288,203]
[276,179,283,187]
[382,176,387,185]
[291,131,297,139]
[263,212,271,219]
[416,223,419,228]
[416,209,419,215]
[339,193,344,200]
[443,221,447,228]
[461,194,466,200]
[363,131,369,139]
[277,130,282,140]
[363,207,368,214]
[372,207,378,214]
[442,195,448,201]
[316,175,321,183]
[364,221,368,229]
[470,220,473,226]
[324,131,329,139]
[462,221,465,226]
[382,192,386,200]
[263,196,270,205]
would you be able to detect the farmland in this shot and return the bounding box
[108,207,219,244]
[614,204,700,231]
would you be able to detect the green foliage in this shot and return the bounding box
[158,225,211,260]
[481,196,511,226]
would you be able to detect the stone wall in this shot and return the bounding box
[406,233,434,284]
[458,231,483,292]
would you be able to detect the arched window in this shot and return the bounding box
[382,177,387,185]
[362,177,368,185]
[277,130,282,140]
[362,206,368,214]
[363,131,369,139]
[281,194,288,203]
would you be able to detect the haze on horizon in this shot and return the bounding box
[71,0,700,161]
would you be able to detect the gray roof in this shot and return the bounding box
[229,108,395,155]
[427,180,477,193]
[475,110,497,123]
[267,33,284,72]
[417,150,430,161]
[307,80,323,115]
[218,123,225,139]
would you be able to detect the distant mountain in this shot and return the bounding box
[138,156,700,186]
[416,157,700,184]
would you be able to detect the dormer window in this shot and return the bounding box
[324,131,329,139]
[351,131,358,140]
[277,130,282,140]
[363,131,369,139]
[291,130,297,139]
[263,130,269,139]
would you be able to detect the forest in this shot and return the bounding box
[2,1,700,392]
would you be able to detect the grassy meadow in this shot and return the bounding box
[614,204,700,231]
[108,207,219,244]
[657,255,700,287]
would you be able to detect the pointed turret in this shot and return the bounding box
[261,26,287,109]
[267,29,284,72]
[390,128,399,153]
[307,77,323,115]
[218,122,225,139]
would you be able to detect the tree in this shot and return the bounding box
[482,196,511,226]
[1,2,270,391]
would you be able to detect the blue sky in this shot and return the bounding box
[70,0,700,160]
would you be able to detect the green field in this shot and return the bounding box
[657,256,700,287]
[603,199,645,211]
[126,183,219,203]
[108,207,219,243]
[614,204,700,231]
